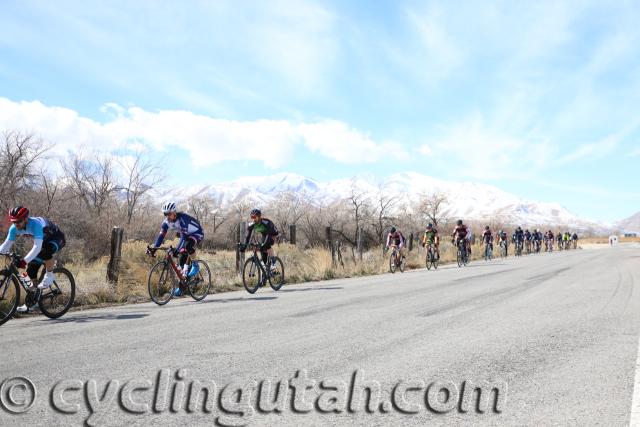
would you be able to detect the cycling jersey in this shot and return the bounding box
[245,218,279,246]
[386,231,405,247]
[422,229,438,245]
[524,231,532,240]
[0,217,65,263]
[513,230,524,242]
[482,230,493,243]
[154,212,204,249]
[452,225,468,239]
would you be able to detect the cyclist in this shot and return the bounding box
[533,229,542,252]
[386,226,406,263]
[524,229,532,252]
[545,230,554,251]
[563,232,571,249]
[557,231,563,249]
[572,232,578,249]
[482,226,494,253]
[451,220,471,256]
[239,209,280,273]
[512,226,524,253]
[498,229,509,256]
[421,223,440,260]
[0,206,66,313]
[147,202,204,295]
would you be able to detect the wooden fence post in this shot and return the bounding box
[236,221,247,273]
[289,225,296,246]
[409,232,414,251]
[106,227,124,284]
[357,226,363,261]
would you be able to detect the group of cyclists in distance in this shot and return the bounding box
[1,201,580,313]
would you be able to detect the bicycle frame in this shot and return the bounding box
[150,246,191,283]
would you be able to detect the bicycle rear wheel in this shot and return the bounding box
[268,257,285,291]
[148,261,176,305]
[0,273,19,326]
[243,258,262,294]
[38,267,75,319]
[187,260,211,301]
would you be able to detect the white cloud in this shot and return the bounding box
[428,113,553,180]
[0,98,400,168]
[415,144,432,156]
[297,120,408,163]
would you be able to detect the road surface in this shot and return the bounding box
[1,245,639,426]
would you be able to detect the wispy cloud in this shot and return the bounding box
[0,97,401,168]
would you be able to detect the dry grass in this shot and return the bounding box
[62,239,506,307]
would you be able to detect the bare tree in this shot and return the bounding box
[0,131,50,213]
[415,192,451,228]
[119,152,164,224]
[62,151,117,215]
[39,172,59,215]
[188,195,227,235]
[372,184,399,244]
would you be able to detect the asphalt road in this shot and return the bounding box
[1,245,639,426]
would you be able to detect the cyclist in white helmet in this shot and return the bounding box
[146,202,204,296]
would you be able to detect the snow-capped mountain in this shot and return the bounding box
[161,172,607,230]
[615,211,640,233]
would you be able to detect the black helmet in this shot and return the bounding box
[456,219,463,226]
[485,225,489,230]
[427,223,433,229]
[250,208,261,217]
[390,226,397,233]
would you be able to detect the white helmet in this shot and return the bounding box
[162,202,177,214]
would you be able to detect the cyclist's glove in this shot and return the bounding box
[17,258,27,269]
[146,247,157,256]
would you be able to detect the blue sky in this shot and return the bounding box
[1,0,639,222]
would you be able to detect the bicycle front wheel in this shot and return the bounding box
[0,273,19,326]
[268,257,285,291]
[242,258,262,294]
[457,249,463,267]
[38,267,75,319]
[389,253,397,274]
[148,261,176,305]
[187,260,212,301]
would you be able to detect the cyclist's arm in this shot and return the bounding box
[153,222,169,248]
[385,234,391,247]
[23,238,43,263]
[0,225,17,253]
[244,223,255,245]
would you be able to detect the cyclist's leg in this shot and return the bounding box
[178,237,197,276]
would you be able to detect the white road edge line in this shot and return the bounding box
[629,334,640,426]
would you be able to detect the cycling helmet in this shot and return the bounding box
[9,206,29,222]
[485,226,490,230]
[517,226,522,231]
[427,223,433,229]
[456,219,463,226]
[162,202,177,214]
[250,208,262,217]
[390,226,397,233]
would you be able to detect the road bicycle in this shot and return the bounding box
[545,239,553,252]
[514,240,523,257]
[534,239,541,254]
[240,243,285,294]
[146,246,211,305]
[387,244,405,273]
[0,253,75,326]
[525,239,532,255]
[455,239,469,267]
[499,239,508,258]
[424,243,439,270]
[484,241,493,261]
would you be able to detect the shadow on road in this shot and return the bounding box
[280,286,343,293]
[200,296,278,304]
[46,312,150,323]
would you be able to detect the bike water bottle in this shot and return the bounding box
[22,272,33,288]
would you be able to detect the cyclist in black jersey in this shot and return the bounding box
[239,209,280,272]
